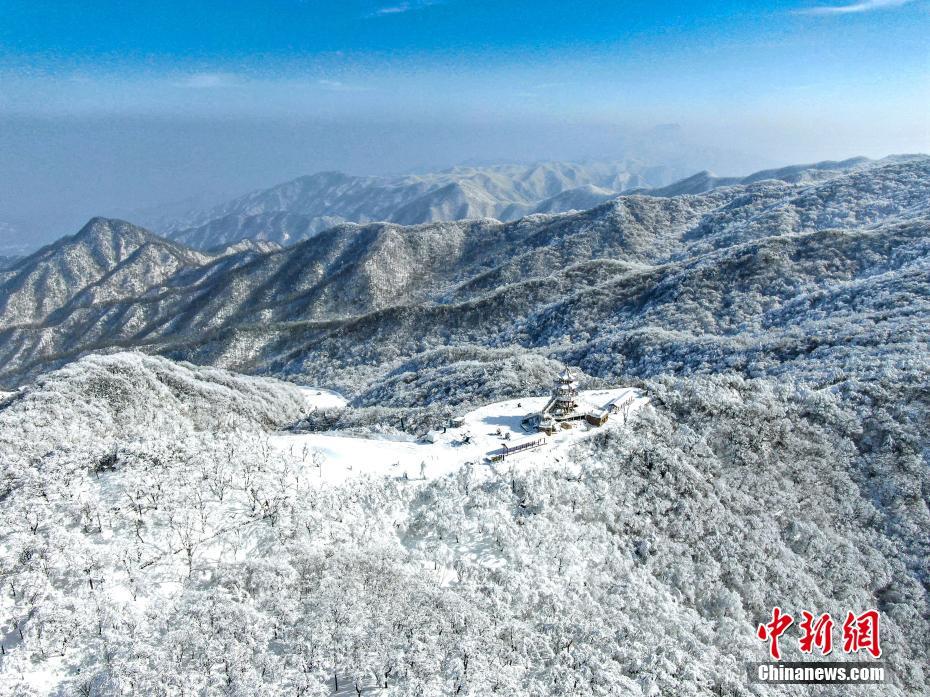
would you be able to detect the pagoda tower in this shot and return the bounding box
[550,368,579,417]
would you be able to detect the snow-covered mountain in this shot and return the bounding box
[3,349,926,697]
[1,156,928,695]
[0,218,204,329]
[0,218,285,331]
[1,157,927,390]
[155,161,683,248]
[631,154,923,197]
[152,156,913,251]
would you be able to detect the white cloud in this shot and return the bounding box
[317,78,371,92]
[797,0,913,15]
[174,72,237,89]
[371,0,444,16]
[375,3,411,14]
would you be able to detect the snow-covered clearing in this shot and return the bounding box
[298,385,349,410]
[277,386,649,488]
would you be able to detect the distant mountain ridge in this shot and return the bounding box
[0,155,927,392]
[156,161,684,249]
[636,155,922,197]
[153,156,919,251]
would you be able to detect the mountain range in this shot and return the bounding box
[149,161,675,249]
[1,154,928,696]
[148,156,917,251]
[634,155,879,196]
[0,156,926,398]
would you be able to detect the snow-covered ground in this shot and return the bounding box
[277,386,650,487]
[3,378,651,695]
[4,355,928,695]
[298,385,349,410]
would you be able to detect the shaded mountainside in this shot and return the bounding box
[0,255,21,271]
[157,156,908,250]
[161,161,684,249]
[0,218,207,329]
[0,157,927,397]
[0,218,280,333]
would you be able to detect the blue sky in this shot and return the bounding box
[2,0,927,120]
[0,0,927,243]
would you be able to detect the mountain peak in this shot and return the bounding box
[69,217,157,252]
[0,218,205,330]
[76,215,147,236]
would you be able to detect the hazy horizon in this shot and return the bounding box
[1,0,927,250]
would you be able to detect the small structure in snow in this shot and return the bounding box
[607,391,639,421]
[486,437,547,463]
[523,367,610,433]
[537,414,557,435]
[423,430,441,443]
[548,368,581,417]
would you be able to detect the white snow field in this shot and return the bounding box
[0,368,647,696]
[2,353,927,695]
[297,385,349,411]
[276,387,649,488]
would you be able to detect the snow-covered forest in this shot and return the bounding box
[1,354,926,695]
[0,157,928,695]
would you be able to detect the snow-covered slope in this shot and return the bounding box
[637,154,919,197]
[0,218,209,329]
[521,183,618,216]
[0,357,926,695]
[0,218,285,336]
[278,385,648,487]
[0,352,310,460]
[1,154,929,695]
[159,161,684,249]
[155,156,908,251]
[1,157,927,391]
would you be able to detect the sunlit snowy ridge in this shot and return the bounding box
[0,154,928,695]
